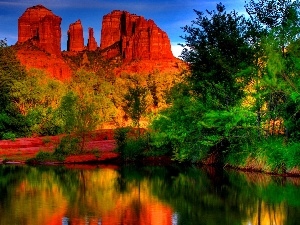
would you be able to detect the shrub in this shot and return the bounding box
[53,135,80,160]
[35,151,53,162]
[114,127,151,161]
[121,136,148,160]
[2,132,16,141]
[114,127,131,150]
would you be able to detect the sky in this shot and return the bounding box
[0,0,247,57]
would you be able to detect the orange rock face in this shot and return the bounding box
[100,10,174,60]
[18,5,61,56]
[87,27,98,51]
[67,20,84,51]
[16,6,181,80]
[15,41,72,80]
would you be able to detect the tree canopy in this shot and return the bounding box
[150,0,300,169]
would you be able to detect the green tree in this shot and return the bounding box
[9,69,67,136]
[70,69,116,126]
[180,3,254,109]
[58,91,99,151]
[152,3,256,162]
[123,86,149,136]
[0,39,29,138]
[245,0,300,139]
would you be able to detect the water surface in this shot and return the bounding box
[0,164,299,225]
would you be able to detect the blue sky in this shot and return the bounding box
[0,0,246,57]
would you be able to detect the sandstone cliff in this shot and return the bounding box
[67,20,84,51]
[16,6,181,80]
[100,10,174,61]
[18,5,62,56]
[15,40,72,80]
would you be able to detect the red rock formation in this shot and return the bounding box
[87,27,98,51]
[67,20,84,51]
[15,41,72,80]
[18,5,61,56]
[100,10,174,60]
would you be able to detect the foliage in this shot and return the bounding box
[58,91,99,151]
[120,136,148,161]
[69,69,116,126]
[150,0,300,170]
[112,72,179,127]
[114,127,131,151]
[122,85,149,134]
[151,4,256,162]
[0,40,29,138]
[34,151,54,162]
[2,132,16,141]
[53,136,80,160]
[11,68,66,115]
[114,127,150,160]
[180,3,254,108]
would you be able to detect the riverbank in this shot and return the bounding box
[0,130,118,164]
[0,131,299,177]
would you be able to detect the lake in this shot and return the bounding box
[0,164,299,225]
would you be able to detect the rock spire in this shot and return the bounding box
[67,20,84,51]
[87,27,98,51]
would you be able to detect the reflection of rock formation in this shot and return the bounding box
[100,10,174,60]
[18,5,62,56]
[67,20,84,52]
[87,27,98,51]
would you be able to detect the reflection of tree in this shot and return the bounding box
[1,165,300,225]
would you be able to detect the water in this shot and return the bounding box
[0,164,299,225]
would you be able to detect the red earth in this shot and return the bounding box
[0,130,118,164]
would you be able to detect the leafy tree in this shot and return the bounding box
[245,0,300,139]
[8,69,67,136]
[180,3,254,109]
[0,39,29,138]
[58,91,99,151]
[70,69,116,127]
[151,4,256,162]
[123,86,149,136]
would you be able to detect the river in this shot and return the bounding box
[0,164,299,225]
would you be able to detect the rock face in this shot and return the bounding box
[15,41,72,80]
[18,5,61,56]
[87,27,98,51]
[100,10,174,60]
[67,20,84,51]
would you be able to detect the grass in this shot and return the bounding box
[224,136,300,174]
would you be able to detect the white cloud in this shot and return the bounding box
[171,44,184,58]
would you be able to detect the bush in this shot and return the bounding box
[2,132,16,141]
[114,127,131,150]
[35,151,54,162]
[121,137,148,160]
[53,135,80,160]
[114,127,151,161]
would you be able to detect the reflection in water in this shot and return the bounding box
[0,165,299,225]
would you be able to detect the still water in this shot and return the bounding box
[0,164,299,225]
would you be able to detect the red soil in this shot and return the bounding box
[0,130,118,164]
